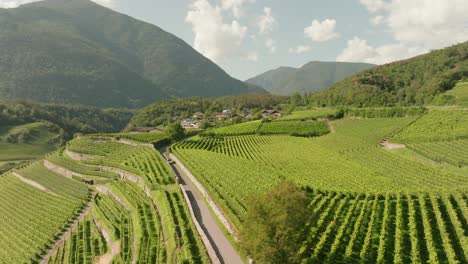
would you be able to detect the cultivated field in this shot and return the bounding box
[172,115,468,263]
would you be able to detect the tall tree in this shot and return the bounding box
[240,181,310,264]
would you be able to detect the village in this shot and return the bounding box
[180,109,283,129]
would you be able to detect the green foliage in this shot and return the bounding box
[247,62,374,95]
[312,41,468,106]
[166,123,186,142]
[0,0,265,108]
[343,107,426,118]
[259,121,329,137]
[130,94,287,127]
[0,101,134,139]
[432,81,468,107]
[240,182,310,264]
[205,120,262,136]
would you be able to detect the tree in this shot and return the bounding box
[240,181,310,264]
[166,122,185,141]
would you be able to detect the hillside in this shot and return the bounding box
[0,0,265,108]
[313,41,468,106]
[246,62,374,95]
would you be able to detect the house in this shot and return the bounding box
[261,110,282,119]
[181,119,200,129]
[192,112,204,120]
[215,113,225,120]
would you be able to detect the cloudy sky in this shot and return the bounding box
[1,0,468,80]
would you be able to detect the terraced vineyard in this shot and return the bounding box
[93,132,167,144]
[1,135,209,263]
[172,117,468,263]
[0,170,90,263]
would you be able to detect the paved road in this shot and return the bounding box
[164,154,244,264]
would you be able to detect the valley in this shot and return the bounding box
[0,0,467,263]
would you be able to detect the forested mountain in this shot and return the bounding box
[246,62,374,95]
[312,41,468,106]
[0,0,265,108]
[0,101,134,139]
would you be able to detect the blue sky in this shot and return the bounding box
[2,0,467,80]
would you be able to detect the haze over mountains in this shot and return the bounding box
[0,0,265,108]
[246,61,375,95]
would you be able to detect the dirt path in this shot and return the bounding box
[93,217,120,264]
[381,138,406,150]
[327,120,336,133]
[12,172,56,195]
[43,160,83,179]
[165,153,243,264]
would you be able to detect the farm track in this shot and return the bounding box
[165,152,243,264]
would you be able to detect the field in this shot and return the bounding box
[278,108,338,120]
[0,135,209,263]
[205,120,328,137]
[393,109,468,143]
[208,120,262,136]
[93,132,167,144]
[259,121,329,136]
[0,122,60,173]
[433,81,468,107]
[172,117,468,263]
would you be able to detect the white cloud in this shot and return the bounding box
[336,37,423,64]
[257,7,276,35]
[0,0,113,8]
[186,0,247,63]
[265,38,276,53]
[304,19,339,42]
[371,15,384,26]
[338,0,468,64]
[221,0,253,18]
[288,45,311,54]
[243,51,258,62]
[0,0,39,8]
[359,0,389,13]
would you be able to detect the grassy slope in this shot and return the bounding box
[0,122,59,172]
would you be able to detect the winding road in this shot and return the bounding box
[163,152,244,264]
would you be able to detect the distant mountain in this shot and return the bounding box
[246,62,375,95]
[0,0,265,108]
[313,41,468,106]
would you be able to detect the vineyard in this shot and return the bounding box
[92,132,167,144]
[0,134,209,264]
[205,119,329,137]
[393,109,468,143]
[172,116,468,263]
[278,108,338,120]
[0,171,90,263]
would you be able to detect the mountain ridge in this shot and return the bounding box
[246,61,375,95]
[0,0,265,108]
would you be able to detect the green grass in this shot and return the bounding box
[0,123,59,165]
[447,81,468,107]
